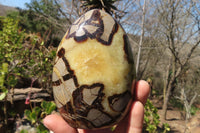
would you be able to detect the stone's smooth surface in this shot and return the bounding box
[52,9,135,129]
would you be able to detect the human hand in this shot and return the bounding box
[43,80,150,133]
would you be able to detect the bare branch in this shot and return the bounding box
[136,0,146,77]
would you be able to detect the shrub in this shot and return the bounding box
[24,101,56,132]
[144,99,170,133]
[0,16,56,91]
[0,16,56,129]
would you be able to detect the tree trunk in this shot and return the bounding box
[163,60,170,102]
[162,83,171,119]
[162,74,176,119]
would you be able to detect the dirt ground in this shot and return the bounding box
[151,98,200,133]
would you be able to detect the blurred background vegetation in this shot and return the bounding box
[0,0,199,132]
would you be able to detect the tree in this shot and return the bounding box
[7,0,76,47]
[153,0,200,119]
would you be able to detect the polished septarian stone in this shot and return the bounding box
[52,9,135,129]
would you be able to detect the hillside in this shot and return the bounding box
[0,4,18,16]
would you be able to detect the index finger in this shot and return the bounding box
[134,80,150,105]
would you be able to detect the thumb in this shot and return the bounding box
[43,114,78,133]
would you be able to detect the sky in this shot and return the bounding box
[0,0,31,8]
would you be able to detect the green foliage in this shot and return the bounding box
[41,101,56,116]
[0,16,56,90]
[80,0,118,12]
[162,123,170,133]
[26,0,62,19]
[0,63,8,100]
[0,17,24,64]
[20,129,28,133]
[7,0,66,47]
[36,124,49,133]
[20,33,56,88]
[144,99,159,133]
[0,7,58,132]
[24,101,56,132]
[0,16,24,102]
[144,99,170,133]
[0,90,8,100]
[190,105,199,116]
[0,16,56,131]
[169,97,184,110]
[25,106,41,124]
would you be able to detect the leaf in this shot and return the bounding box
[30,112,37,124]
[24,109,32,120]
[40,41,44,46]
[45,57,48,62]
[0,90,8,100]
[0,63,8,88]
[41,101,56,115]
[20,129,28,133]
[2,63,8,73]
[8,75,18,87]
[36,124,49,133]
[24,107,41,125]
[41,101,47,109]
[33,106,41,117]
[144,117,150,123]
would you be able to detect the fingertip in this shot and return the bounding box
[130,101,144,119]
[135,80,150,105]
[43,115,51,129]
[43,114,78,133]
[136,80,150,92]
[128,101,144,133]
